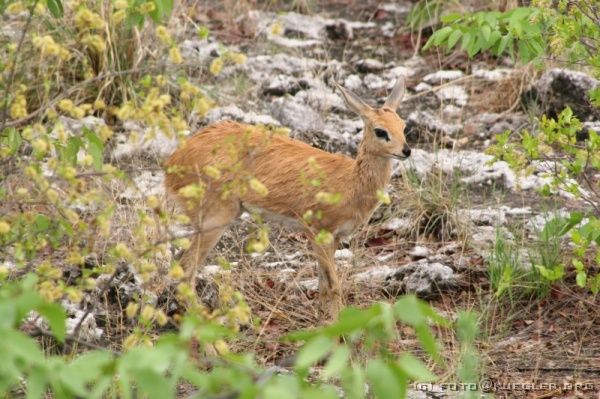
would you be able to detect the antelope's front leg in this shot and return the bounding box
[312,237,342,322]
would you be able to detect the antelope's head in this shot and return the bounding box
[335,78,411,160]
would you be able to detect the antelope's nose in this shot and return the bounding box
[402,144,411,158]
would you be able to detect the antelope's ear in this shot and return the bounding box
[334,81,372,116]
[383,78,406,110]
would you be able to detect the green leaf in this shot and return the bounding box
[131,369,173,399]
[447,29,462,49]
[295,336,332,370]
[36,302,66,343]
[264,375,299,399]
[60,351,114,396]
[541,212,583,241]
[47,0,64,17]
[415,325,440,362]
[440,13,462,24]
[366,359,403,399]
[83,128,104,170]
[322,346,350,379]
[3,330,45,364]
[7,128,22,155]
[149,0,174,22]
[460,32,472,51]
[481,25,491,42]
[341,365,365,399]
[433,27,453,46]
[497,34,511,56]
[62,136,82,166]
[393,296,424,326]
[576,271,587,288]
[197,26,210,40]
[26,366,48,399]
[396,353,437,381]
[34,214,51,232]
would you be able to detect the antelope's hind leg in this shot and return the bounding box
[180,200,240,296]
[312,237,343,322]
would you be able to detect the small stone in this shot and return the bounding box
[355,58,385,73]
[205,105,280,126]
[384,261,457,298]
[363,74,386,91]
[527,68,600,120]
[344,74,363,91]
[270,97,325,134]
[422,70,464,85]
[354,266,396,283]
[262,75,306,96]
[409,245,430,260]
[335,248,353,260]
[436,85,468,107]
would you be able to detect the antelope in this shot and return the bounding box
[164,78,410,321]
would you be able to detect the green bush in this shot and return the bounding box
[422,0,600,295]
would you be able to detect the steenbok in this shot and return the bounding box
[165,78,410,321]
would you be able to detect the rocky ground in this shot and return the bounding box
[4,1,600,397]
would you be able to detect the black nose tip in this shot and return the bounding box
[402,145,411,158]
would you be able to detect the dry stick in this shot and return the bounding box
[0,0,41,133]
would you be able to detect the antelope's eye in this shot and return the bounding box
[374,128,390,141]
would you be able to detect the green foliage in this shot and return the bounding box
[423,7,545,61]
[455,311,481,399]
[0,274,457,399]
[406,0,456,31]
[422,0,600,71]
[422,0,600,295]
[487,229,542,300]
[488,109,600,294]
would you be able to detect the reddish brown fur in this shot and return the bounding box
[164,79,409,320]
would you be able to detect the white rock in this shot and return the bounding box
[298,278,319,291]
[473,68,514,81]
[381,22,396,38]
[526,209,572,232]
[363,74,386,90]
[384,261,457,298]
[443,104,463,117]
[406,111,463,136]
[295,87,346,112]
[460,208,507,226]
[355,58,385,73]
[409,245,430,259]
[111,128,180,161]
[377,3,412,15]
[422,70,464,85]
[270,97,325,133]
[436,85,468,107]
[204,105,280,126]
[180,40,221,64]
[382,217,412,231]
[354,266,396,282]
[344,74,363,91]
[414,82,432,92]
[335,248,353,260]
[383,65,416,80]
[376,252,395,262]
[119,171,165,201]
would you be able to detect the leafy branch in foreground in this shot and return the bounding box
[1,272,461,399]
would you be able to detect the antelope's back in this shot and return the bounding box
[164,120,356,216]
